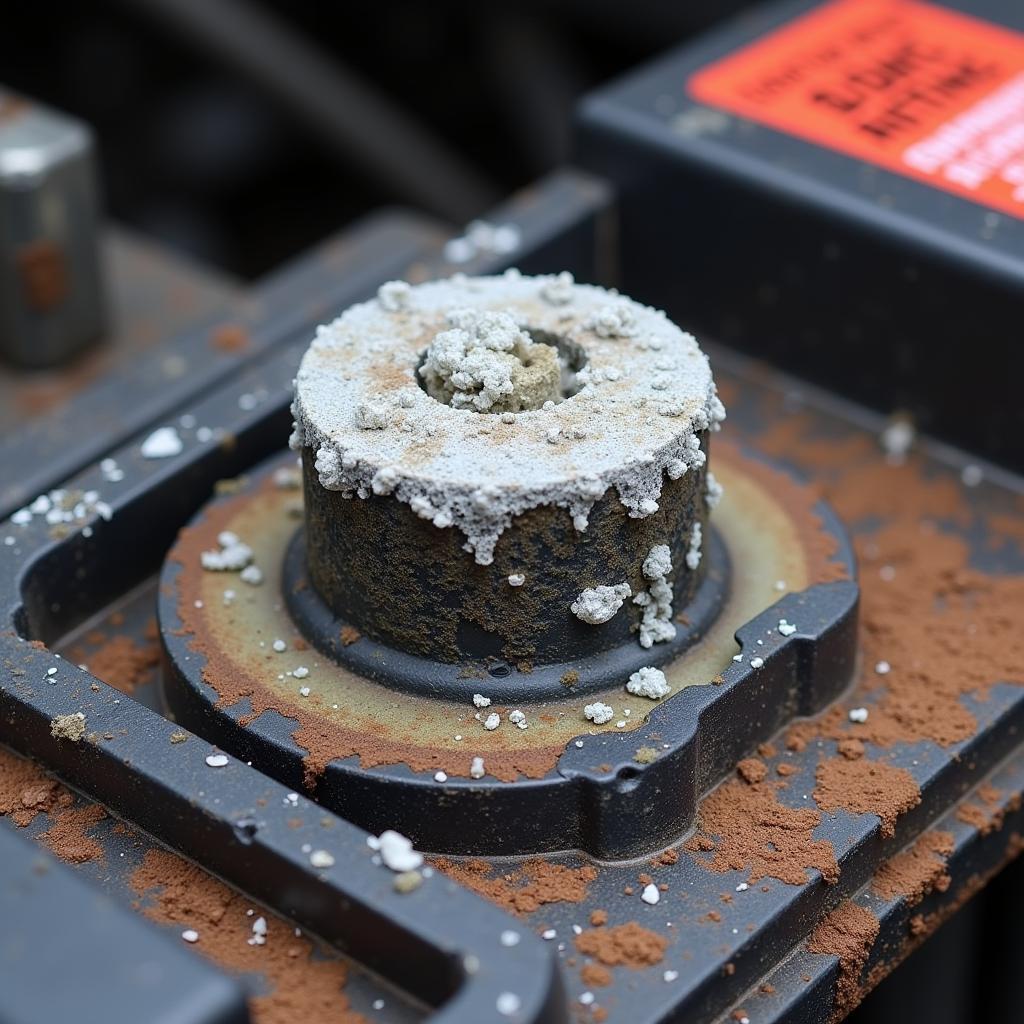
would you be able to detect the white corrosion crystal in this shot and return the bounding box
[571,582,631,625]
[377,280,412,312]
[626,666,670,700]
[355,401,390,430]
[540,271,574,305]
[641,883,661,905]
[584,702,614,725]
[293,273,724,565]
[140,426,183,459]
[685,522,703,570]
[705,470,724,509]
[377,830,423,872]
[635,544,676,649]
[470,756,486,778]
[419,306,561,415]
[200,531,254,571]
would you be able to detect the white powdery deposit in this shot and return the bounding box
[292,272,724,565]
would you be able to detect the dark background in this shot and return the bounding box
[2,3,1019,1022]
[0,0,745,278]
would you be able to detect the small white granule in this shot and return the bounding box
[509,709,528,730]
[508,573,525,587]
[434,771,448,783]
[181,929,199,943]
[272,639,286,652]
[500,930,520,947]
[664,970,679,982]
[774,580,787,591]
[880,417,915,462]
[377,830,423,872]
[626,666,671,700]
[200,531,253,571]
[483,712,500,731]
[685,522,703,570]
[205,753,229,768]
[248,917,267,946]
[140,427,183,459]
[541,928,556,940]
[875,660,891,675]
[705,470,724,509]
[240,565,263,585]
[377,280,412,312]
[472,693,491,708]
[588,303,637,338]
[309,850,335,868]
[293,666,309,679]
[736,882,749,892]
[496,993,522,1017]
[571,582,631,625]
[849,707,869,723]
[298,686,311,697]
[749,657,764,669]
[584,702,614,725]
[540,271,574,305]
[961,464,983,487]
[778,619,797,637]
[579,992,595,1006]
[641,883,660,905]
[355,401,390,430]
[470,756,486,779]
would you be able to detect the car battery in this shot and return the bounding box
[577,0,1024,469]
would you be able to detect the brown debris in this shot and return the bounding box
[575,922,669,967]
[872,831,954,905]
[131,849,366,1024]
[737,757,768,784]
[807,901,880,1020]
[956,783,1021,836]
[431,857,597,916]
[813,758,920,838]
[690,767,838,886]
[210,323,250,353]
[580,963,612,987]
[38,804,106,864]
[74,632,161,695]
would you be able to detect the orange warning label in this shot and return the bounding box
[689,0,1024,218]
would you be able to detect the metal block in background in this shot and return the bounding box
[576,0,1024,470]
[0,87,105,368]
[0,826,248,1024]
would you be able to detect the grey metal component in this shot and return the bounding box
[0,826,248,1024]
[0,89,105,368]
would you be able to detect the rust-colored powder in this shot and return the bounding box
[807,900,880,1021]
[737,758,768,784]
[759,416,1024,759]
[0,747,62,826]
[131,849,366,1024]
[872,830,953,905]
[580,963,612,987]
[590,909,608,926]
[431,857,598,916]
[575,922,669,967]
[210,324,250,353]
[37,803,107,864]
[813,758,920,839]
[74,632,161,695]
[956,784,1021,836]
[689,767,838,885]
